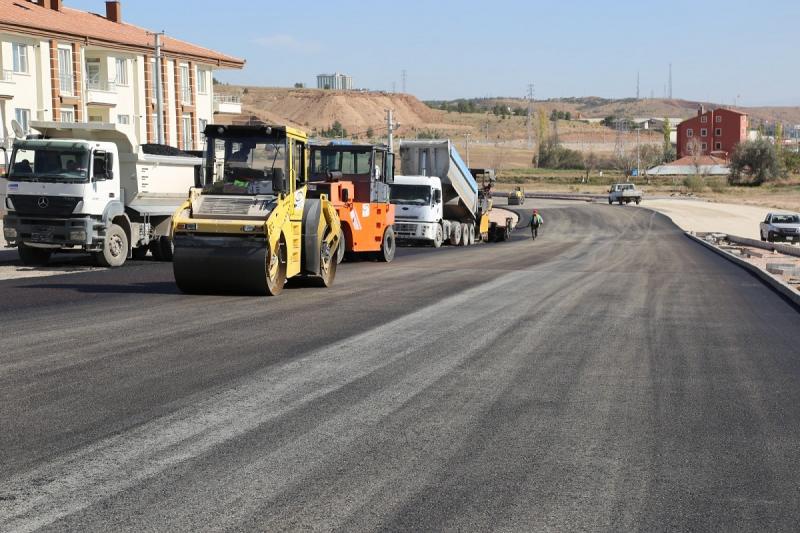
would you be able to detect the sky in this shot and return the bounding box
[68,0,800,106]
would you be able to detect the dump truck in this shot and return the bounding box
[391,140,513,246]
[171,124,341,296]
[2,121,200,267]
[308,141,396,263]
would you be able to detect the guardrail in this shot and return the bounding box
[86,79,117,93]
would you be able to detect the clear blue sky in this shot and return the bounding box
[69,0,800,105]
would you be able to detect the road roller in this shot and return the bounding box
[171,124,340,295]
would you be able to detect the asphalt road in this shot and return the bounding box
[1,201,800,532]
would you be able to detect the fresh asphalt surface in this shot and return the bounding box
[2,200,800,532]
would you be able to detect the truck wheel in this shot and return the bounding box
[450,223,462,246]
[433,224,443,248]
[460,223,470,246]
[378,226,396,262]
[316,232,337,288]
[635,198,641,205]
[18,244,52,266]
[618,199,623,205]
[336,229,346,264]
[95,224,128,268]
[265,240,287,296]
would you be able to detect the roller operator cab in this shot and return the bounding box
[2,121,200,267]
[308,141,396,263]
[171,124,341,296]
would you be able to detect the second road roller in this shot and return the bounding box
[171,124,341,295]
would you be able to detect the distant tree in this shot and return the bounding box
[564,111,572,121]
[783,151,800,174]
[639,144,663,174]
[323,84,331,90]
[550,109,558,121]
[536,109,549,163]
[583,151,597,182]
[729,138,782,185]
[242,88,249,94]
[212,77,221,85]
[366,127,375,139]
[538,138,584,169]
[601,115,617,127]
[294,82,304,88]
[321,120,347,138]
[775,122,784,156]
[662,117,674,162]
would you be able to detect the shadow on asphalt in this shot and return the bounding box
[25,281,181,295]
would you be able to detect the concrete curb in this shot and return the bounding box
[685,232,800,309]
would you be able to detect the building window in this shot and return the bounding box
[716,115,722,123]
[58,47,74,95]
[197,68,208,94]
[12,43,28,74]
[701,142,707,151]
[715,128,721,136]
[60,106,75,122]
[687,128,693,137]
[85,58,101,90]
[182,114,193,150]
[715,142,722,150]
[700,116,707,123]
[700,128,707,137]
[117,114,130,125]
[180,65,191,105]
[115,58,128,86]
[15,108,30,132]
[88,115,103,123]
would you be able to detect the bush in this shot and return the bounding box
[729,139,783,185]
[537,139,584,169]
[783,151,800,174]
[683,175,705,193]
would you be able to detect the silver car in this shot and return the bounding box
[760,212,800,243]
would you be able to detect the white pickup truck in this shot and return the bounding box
[760,212,800,243]
[608,183,642,205]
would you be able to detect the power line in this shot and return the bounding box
[526,83,535,149]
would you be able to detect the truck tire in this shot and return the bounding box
[378,226,396,262]
[18,244,52,266]
[95,224,128,268]
[450,222,462,246]
[432,224,443,248]
[132,246,149,260]
[635,197,641,205]
[265,239,287,296]
[460,223,470,246]
[336,229,346,264]
[316,229,337,287]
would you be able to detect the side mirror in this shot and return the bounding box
[341,188,350,203]
[433,189,442,203]
[105,153,114,180]
[272,168,286,193]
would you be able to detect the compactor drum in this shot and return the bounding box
[171,125,340,295]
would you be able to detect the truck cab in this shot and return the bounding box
[608,183,642,205]
[391,175,444,247]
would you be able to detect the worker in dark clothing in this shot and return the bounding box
[530,209,543,240]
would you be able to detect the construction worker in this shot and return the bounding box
[530,209,543,240]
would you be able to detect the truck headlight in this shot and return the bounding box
[69,229,87,241]
[3,227,17,239]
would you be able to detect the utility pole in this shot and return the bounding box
[401,69,407,93]
[386,109,395,153]
[526,83,534,149]
[149,31,166,145]
[636,128,641,177]
[668,62,673,99]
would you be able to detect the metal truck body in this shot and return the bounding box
[171,124,340,296]
[2,121,200,266]
[308,141,396,263]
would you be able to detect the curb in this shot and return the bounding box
[685,232,800,309]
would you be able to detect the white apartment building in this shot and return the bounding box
[0,0,244,150]
[316,72,352,91]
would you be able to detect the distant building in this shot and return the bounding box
[316,72,352,91]
[677,106,747,159]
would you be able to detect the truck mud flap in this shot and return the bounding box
[172,234,269,294]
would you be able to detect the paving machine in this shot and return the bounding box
[308,141,396,263]
[171,124,340,295]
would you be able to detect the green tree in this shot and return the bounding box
[538,138,584,169]
[549,109,558,121]
[729,138,782,185]
[564,111,572,121]
[775,122,784,157]
[662,117,675,162]
[366,127,375,139]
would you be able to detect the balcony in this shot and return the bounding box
[214,94,242,114]
[85,79,117,106]
[0,70,14,98]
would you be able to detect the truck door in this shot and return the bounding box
[89,147,119,210]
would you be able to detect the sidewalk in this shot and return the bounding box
[644,198,770,240]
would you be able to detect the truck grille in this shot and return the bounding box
[9,195,81,217]
[394,223,417,234]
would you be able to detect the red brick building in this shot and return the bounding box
[676,107,747,159]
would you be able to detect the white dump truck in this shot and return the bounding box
[2,121,201,266]
[391,140,512,246]
[608,183,643,205]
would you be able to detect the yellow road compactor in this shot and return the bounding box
[171,124,340,295]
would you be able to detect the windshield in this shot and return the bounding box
[773,215,800,224]
[391,184,432,206]
[310,148,372,179]
[8,146,90,183]
[204,137,287,195]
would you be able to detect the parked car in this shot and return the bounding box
[608,183,642,205]
[507,186,525,205]
[760,212,800,243]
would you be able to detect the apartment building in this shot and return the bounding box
[677,106,748,159]
[316,72,352,91]
[0,0,244,150]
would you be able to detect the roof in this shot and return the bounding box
[667,155,728,167]
[0,0,244,68]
